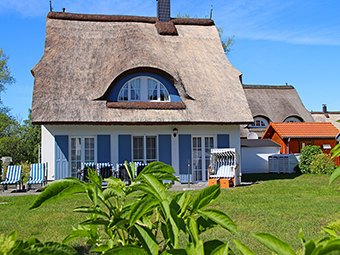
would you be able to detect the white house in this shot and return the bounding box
[31,0,253,184]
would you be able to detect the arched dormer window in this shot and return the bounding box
[118,76,170,102]
[104,69,185,110]
[284,116,302,123]
[249,116,269,128]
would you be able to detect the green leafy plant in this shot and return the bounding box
[298,145,323,174]
[309,153,336,174]
[0,230,78,255]
[29,161,238,254]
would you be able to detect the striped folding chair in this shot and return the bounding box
[97,163,113,179]
[1,165,22,192]
[27,163,47,190]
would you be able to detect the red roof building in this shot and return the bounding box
[262,122,339,165]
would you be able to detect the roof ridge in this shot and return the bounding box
[272,122,333,124]
[47,12,214,26]
[243,84,295,89]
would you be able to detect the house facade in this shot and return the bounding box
[31,2,253,183]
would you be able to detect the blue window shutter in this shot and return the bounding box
[118,135,131,163]
[179,134,191,174]
[55,135,68,180]
[159,135,171,165]
[217,134,230,148]
[97,135,111,163]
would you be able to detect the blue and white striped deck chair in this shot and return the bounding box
[97,163,113,185]
[81,162,96,182]
[27,163,46,190]
[1,165,22,192]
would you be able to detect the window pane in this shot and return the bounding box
[85,138,95,162]
[146,136,156,161]
[131,79,140,100]
[71,138,82,176]
[160,84,169,101]
[148,79,158,100]
[118,83,129,101]
[133,136,144,161]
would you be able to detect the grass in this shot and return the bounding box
[0,174,339,254]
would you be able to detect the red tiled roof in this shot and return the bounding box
[266,122,339,138]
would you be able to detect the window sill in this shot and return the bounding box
[107,101,186,110]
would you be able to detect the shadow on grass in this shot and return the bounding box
[241,172,302,183]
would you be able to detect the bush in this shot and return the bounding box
[310,153,336,174]
[298,145,323,174]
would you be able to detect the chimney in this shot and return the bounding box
[322,104,327,113]
[157,0,170,22]
[322,104,329,118]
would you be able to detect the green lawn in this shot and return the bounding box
[0,174,339,254]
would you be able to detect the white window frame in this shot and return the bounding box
[70,136,96,177]
[132,135,158,164]
[192,135,216,182]
[118,76,170,102]
[284,117,301,123]
[249,117,269,128]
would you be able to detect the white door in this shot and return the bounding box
[192,136,214,182]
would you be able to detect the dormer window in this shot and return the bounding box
[249,117,269,128]
[118,76,170,102]
[284,116,302,123]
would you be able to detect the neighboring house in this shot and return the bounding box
[311,104,340,132]
[262,122,339,165]
[31,0,253,183]
[241,85,314,139]
[241,139,281,174]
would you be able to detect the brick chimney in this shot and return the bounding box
[157,0,170,22]
[322,104,329,118]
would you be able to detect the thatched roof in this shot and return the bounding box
[31,12,252,125]
[240,85,314,138]
[311,111,340,131]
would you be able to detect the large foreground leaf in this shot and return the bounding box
[29,178,86,209]
[233,239,255,255]
[254,233,296,255]
[199,209,238,235]
[134,225,159,255]
[192,185,220,211]
[105,245,149,254]
[329,166,340,185]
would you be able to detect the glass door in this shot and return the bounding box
[70,137,95,177]
[192,136,215,182]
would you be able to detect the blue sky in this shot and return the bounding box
[0,0,339,120]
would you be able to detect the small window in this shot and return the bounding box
[250,117,269,128]
[133,136,157,164]
[284,117,301,123]
[118,76,170,102]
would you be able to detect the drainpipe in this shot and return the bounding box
[287,138,291,154]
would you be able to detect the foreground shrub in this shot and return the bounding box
[299,145,323,174]
[29,162,237,254]
[310,153,336,174]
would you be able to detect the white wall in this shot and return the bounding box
[41,125,55,180]
[241,146,280,174]
[42,124,241,181]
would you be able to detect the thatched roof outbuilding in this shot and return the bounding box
[240,85,314,138]
[31,12,253,126]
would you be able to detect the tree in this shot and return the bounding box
[176,14,235,55]
[0,48,15,96]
